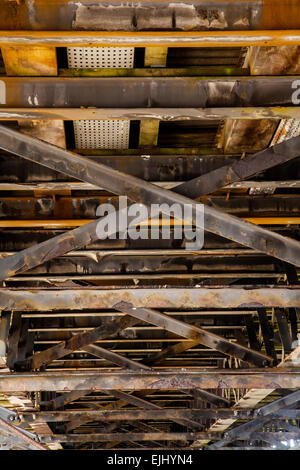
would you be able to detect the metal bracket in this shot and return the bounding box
[0,405,19,424]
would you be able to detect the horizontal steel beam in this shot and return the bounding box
[1,369,300,392]
[21,408,300,423]
[1,195,299,220]
[1,31,300,47]
[0,77,298,107]
[2,1,300,32]
[1,108,300,121]
[1,287,299,310]
[0,181,300,192]
[40,432,224,443]
[16,408,261,423]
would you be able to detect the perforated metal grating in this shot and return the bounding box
[67,47,134,68]
[73,120,130,149]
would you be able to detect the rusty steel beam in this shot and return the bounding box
[41,390,92,410]
[0,31,300,47]
[83,344,150,371]
[173,137,300,198]
[21,408,300,424]
[40,431,223,443]
[33,430,300,443]
[114,302,272,367]
[1,287,299,312]
[21,408,252,423]
[69,346,201,432]
[64,388,184,434]
[0,127,299,274]
[144,340,200,366]
[283,262,300,323]
[2,1,300,32]
[1,195,300,221]
[0,77,299,108]
[64,393,195,435]
[14,314,138,371]
[2,369,300,392]
[192,389,231,408]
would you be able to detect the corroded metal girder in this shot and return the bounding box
[0,153,236,184]
[38,430,300,443]
[0,77,299,107]
[0,126,299,276]
[115,302,272,367]
[14,295,272,370]
[2,0,300,31]
[1,287,299,311]
[14,314,137,371]
[1,369,300,392]
[39,432,225,443]
[174,139,300,198]
[83,344,151,371]
[1,195,300,219]
[21,408,300,423]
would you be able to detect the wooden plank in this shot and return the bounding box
[249,46,300,75]
[1,46,57,76]
[139,120,160,147]
[221,119,279,153]
[144,47,168,67]
[18,120,66,149]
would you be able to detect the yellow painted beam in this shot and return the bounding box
[0,217,299,229]
[1,46,57,76]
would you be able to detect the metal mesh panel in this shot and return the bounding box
[67,47,134,68]
[73,120,130,149]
